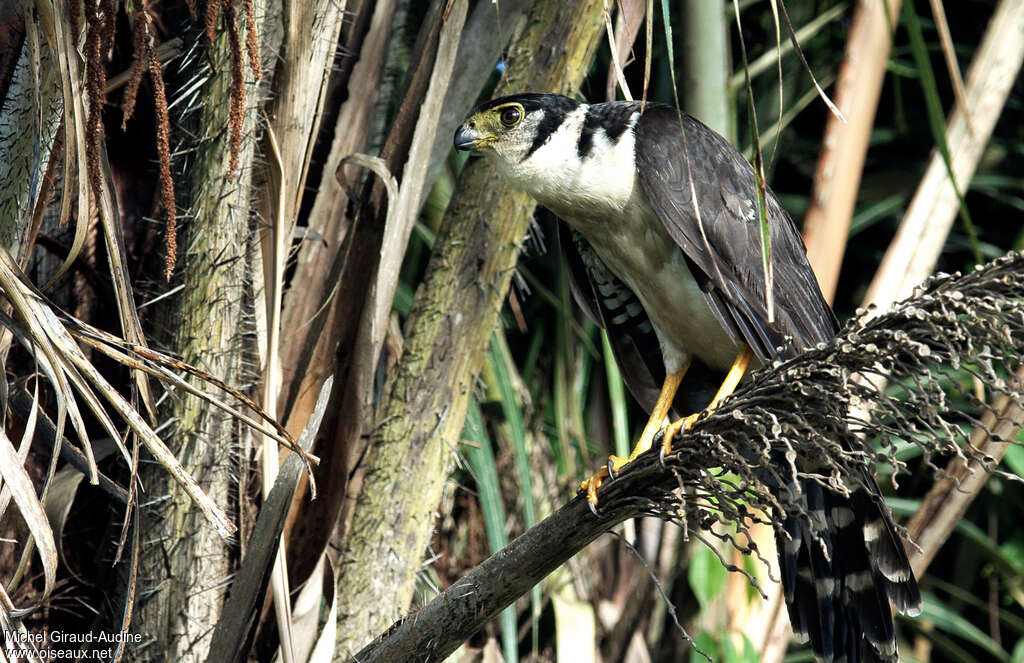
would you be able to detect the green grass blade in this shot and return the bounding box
[849,193,908,237]
[489,334,535,527]
[730,0,774,322]
[572,320,598,469]
[601,330,630,459]
[888,497,1023,579]
[727,3,848,93]
[926,576,1024,636]
[487,333,540,654]
[918,594,1010,661]
[740,73,837,162]
[554,276,574,476]
[521,263,601,360]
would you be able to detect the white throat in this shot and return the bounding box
[490,106,642,219]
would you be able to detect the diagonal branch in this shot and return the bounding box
[352,251,1024,663]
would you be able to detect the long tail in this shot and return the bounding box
[777,474,921,662]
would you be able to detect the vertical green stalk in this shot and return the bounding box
[488,334,542,654]
[601,331,631,460]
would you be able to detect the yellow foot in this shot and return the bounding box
[579,466,607,507]
[580,347,754,511]
[658,346,754,460]
[579,454,632,506]
[581,366,691,510]
[660,412,700,459]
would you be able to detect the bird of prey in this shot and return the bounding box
[455,92,920,662]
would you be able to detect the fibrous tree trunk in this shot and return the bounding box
[333,0,606,656]
[133,7,267,660]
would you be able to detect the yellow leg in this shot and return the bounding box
[580,362,689,505]
[659,346,754,458]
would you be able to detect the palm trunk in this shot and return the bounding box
[133,7,267,659]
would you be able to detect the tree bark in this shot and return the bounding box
[332,0,606,657]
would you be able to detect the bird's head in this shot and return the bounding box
[454,93,580,168]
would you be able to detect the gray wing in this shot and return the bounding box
[558,222,720,416]
[633,105,838,361]
[633,108,920,660]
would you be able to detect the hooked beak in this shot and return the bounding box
[454,123,483,151]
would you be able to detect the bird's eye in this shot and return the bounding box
[499,107,521,126]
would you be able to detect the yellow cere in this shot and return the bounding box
[468,102,525,141]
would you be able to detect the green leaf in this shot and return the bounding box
[486,335,539,656]
[889,497,1024,580]
[1011,638,1024,663]
[721,633,739,663]
[488,336,534,526]
[691,631,718,663]
[999,537,1024,576]
[743,553,760,603]
[462,401,518,663]
[689,545,727,611]
[719,633,759,663]
[1004,444,1024,479]
[601,330,630,460]
[740,634,759,663]
[900,0,982,264]
[919,594,1010,661]
[925,576,1024,636]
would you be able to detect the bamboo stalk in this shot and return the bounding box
[802,0,902,304]
[862,0,1024,311]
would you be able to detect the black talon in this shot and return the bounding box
[588,501,600,517]
[606,458,618,480]
[653,429,668,467]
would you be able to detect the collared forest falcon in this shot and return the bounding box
[455,93,921,663]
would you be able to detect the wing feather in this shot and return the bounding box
[633,105,838,361]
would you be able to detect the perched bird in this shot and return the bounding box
[455,92,920,662]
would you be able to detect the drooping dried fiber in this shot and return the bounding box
[643,251,1024,570]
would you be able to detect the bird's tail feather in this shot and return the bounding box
[777,478,921,663]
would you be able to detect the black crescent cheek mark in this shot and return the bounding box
[576,107,601,160]
[524,109,565,160]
